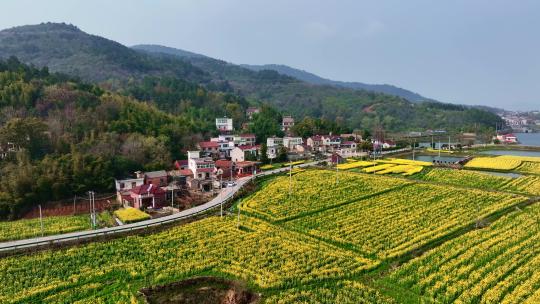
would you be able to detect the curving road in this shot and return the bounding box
[0,161,320,252]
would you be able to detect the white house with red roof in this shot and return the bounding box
[123,184,167,209]
[496,133,518,144]
[230,145,260,162]
[197,141,220,157]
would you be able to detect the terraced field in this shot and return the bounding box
[1,167,539,303]
[0,215,91,242]
[387,203,540,303]
[286,183,527,259]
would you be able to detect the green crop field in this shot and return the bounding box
[0,168,539,303]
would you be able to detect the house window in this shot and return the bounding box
[120,182,125,189]
[132,182,136,188]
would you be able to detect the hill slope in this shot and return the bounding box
[241,63,430,103]
[0,23,207,83]
[0,23,502,132]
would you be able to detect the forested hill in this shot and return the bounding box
[0,58,252,219]
[0,23,208,84]
[241,64,430,103]
[0,23,503,132]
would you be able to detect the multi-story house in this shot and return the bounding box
[283,137,303,150]
[216,117,233,132]
[282,116,295,133]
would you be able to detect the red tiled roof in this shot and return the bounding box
[239,133,256,138]
[198,141,219,148]
[235,161,257,167]
[197,168,215,173]
[215,159,233,167]
[178,169,193,176]
[175,160,188,169]
[131,184,166,195]
[238,145,260,151]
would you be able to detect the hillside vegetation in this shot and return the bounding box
[0,58,246,219]
[0,23,503,132]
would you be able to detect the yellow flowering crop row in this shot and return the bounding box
[504,175,540,196]
[375,164,424,176]
[376,158,433,167]
[0,216,376,303]
[336,161,376,170]
[389,203,540,303]
[419,168,511,190]
[242,170,411,221]
[0,215,91,242]
[264,280,396,304]
[464,156,522,171]
[114,207,151,224]
[363,164,396,173]
[516,161,540,175]
[288,183,527,260]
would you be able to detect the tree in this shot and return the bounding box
[0,118,49,159]
[277,146,288,162]
[260,143,269,164]
[249,105,283,144]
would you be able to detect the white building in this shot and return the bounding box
[187,151,215,180]
[216,117,233,132]
[283,137,303,150]
[231,145,260,162]
[267,136,283,147]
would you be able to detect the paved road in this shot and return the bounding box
[0,161,321,252]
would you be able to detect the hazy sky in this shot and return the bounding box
[1,0,539,110]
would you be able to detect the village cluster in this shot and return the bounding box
[113,107,398,211]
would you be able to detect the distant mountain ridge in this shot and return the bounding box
[241,64,430,103]
[132,44,431,102]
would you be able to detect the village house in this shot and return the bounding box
[266,136,283,160]
[307,135,324,152]
[231,145,260,162]
[246,107,260,120]
[283,136,303,150]
[234,134,256,146]
[122,184,167,209]
[197,141,220,157]
[282,116,295,133]
[495,133,518,144]
[139,170,168,187]
[322,135,341,151]
[115,177,145,203]
[188,151,215,180]
[215,159,234,180]
[339,141,357,154]
[234,161,259,177]
[174,159,189,170]
[216,117,233,132]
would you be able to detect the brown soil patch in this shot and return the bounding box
[140,277,260,304]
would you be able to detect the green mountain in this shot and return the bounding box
[0,57,252,219]
[0,23,208,84]
[0,23,502,132]
[240,63,430,103]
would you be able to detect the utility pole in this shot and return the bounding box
[289,160,292,195]
[448,135,451,152]
[73,195,77,215]
[38,204,44,237]
[438,137,441,158]
[336,163,339,185]
[171,188,174,208]
[412,138,416,160]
